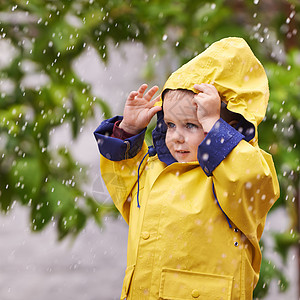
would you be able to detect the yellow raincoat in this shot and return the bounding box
[94,37,279,299]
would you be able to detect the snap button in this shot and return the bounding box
[142,232,150,240]
[191,289,200,298]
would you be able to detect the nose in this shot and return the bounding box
[173,128,185,143]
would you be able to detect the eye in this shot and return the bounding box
[186,123,198,129]
[166,122,175,129]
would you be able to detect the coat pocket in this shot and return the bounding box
[159,268,233,300]
[120,264,135,300]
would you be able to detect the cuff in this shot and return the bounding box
[198,118,245,176]
[112,120,135,140]
[93,116,146,161]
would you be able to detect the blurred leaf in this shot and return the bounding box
[272,231,300,263]
[57,207,86,240]
[0,171,13,212]
[94,97,112,119]
[254,257,289,298]
[9,157,44,205]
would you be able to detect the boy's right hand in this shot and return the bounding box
[119,84,162,135]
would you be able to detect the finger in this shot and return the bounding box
[193,99,208,114]
[127,91,138,101]
[149,94,161,104]
[199,83,219,94]
[148,105,162,119]
[203,83,218,93]
[144,85,159,101]
[145,94,161,110]
[194,84,217,96]
[194,92,206,99]
[193,83,204,91]
[194,83,211,92]
[192,97,201,106]
[193,94,207,103]
[137,84,148,97]
[192,97,207,110]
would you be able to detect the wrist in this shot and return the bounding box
[119,121,142,135]
[200,116,220,133]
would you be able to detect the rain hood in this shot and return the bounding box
[153,37,269,165]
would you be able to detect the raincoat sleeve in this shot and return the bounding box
[94,116,149,223]
[198,118,280,269]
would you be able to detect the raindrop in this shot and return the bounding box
[202,153,209,161]
[245,182,252,189]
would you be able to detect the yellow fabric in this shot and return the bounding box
[156,37,269,145]
[99,37,279,299]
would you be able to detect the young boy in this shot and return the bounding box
[94,37,279,299]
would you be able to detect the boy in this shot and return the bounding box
[94,37,279,299]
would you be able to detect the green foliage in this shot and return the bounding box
[254,257,289,299]
[260,50,300,221]
[273,231,300,264]
[0,0,116,240]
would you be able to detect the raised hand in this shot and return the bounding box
[119,84,162,135]
[193,83,221,132]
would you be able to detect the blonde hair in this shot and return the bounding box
[162,89,195,102]
[163,88,242,125]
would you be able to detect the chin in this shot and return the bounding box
[176,157,197,163]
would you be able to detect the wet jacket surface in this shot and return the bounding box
[94,37,280,300]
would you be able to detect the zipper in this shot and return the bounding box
[124,140,130,160]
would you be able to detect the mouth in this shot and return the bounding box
[175,150,190,154]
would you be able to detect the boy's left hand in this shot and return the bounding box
[193,83,221,133]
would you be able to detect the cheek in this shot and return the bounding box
[188,132,205,146]
[165,131,172,149]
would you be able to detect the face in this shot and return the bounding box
[163,91,205,163]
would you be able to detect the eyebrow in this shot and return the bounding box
[163,117,200,124]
